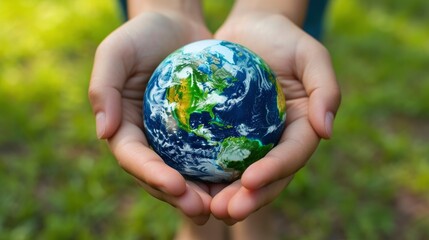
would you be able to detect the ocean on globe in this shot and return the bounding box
[143,39,286,183]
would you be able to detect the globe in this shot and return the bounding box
[143,39,286,183]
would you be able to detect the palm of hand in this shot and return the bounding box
[90,12,214,224]
[216,14,311,117]
[207,13,338,222]
[119,12,212,130]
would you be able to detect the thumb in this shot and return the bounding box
[297,38,341,139]
[88,36,132,139]
[89,85,122,139]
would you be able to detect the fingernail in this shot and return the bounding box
[96,112,106,139]
[325,112,334,138]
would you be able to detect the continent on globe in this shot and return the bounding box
[143,39,286,183]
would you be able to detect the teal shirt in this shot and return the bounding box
[303,0,330,40]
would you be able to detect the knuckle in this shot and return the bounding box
[87,85,102,104]
[95,38,112,58]
[314,43,330,59]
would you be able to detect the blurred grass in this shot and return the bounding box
[1,0,428,239]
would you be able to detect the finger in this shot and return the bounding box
[208,183,229,197]
[88,31,135,139]
[210,180,241,221]
[222,218,239,226]
[190,215,212,226]
[109,121,187,197]
[241,117,319,190]
[208,183,239,225]
[171,183,210,221]
[139,180,210,224]
[88,86,122,139]
[295,37,341,139]
[227,176,293,221]
[187,181,212,216]
[187,181,212,225]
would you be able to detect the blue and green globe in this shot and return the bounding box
[143,40,286,183]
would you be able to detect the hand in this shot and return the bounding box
[88,7,214,225]
[210,11,341,223]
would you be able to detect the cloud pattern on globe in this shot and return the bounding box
[143,40,286,183]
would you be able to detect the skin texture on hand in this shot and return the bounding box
[209,11,341,223]
[88,4,215,224]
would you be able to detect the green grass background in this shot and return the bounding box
[1,0,428,239]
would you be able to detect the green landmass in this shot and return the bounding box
[165,55,237,140]
[217,136,273,172]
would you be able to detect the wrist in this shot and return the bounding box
[127,0,204,22]
[230,0,308,26]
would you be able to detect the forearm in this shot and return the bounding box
[231,0,308,26]
[127,0,204,22]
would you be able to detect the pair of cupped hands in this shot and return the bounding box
[89,9,341,225]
